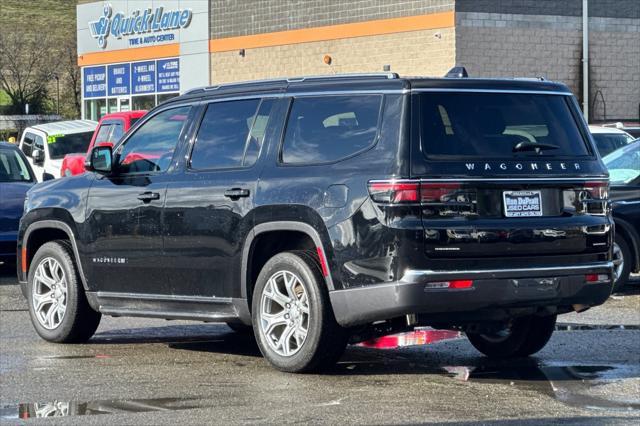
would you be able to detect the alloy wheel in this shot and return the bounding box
[259,270,310,357]
[612,242,624,283]
[32,257,68,330]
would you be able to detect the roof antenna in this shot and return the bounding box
[445,66,468,78]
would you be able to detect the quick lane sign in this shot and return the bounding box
[89,3,192,49]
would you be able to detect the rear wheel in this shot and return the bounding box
[466,314,557,358]
[252,251,348,372]
[27,241,101,343]
[612,235,631,293]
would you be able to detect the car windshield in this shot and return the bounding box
[47,131,94,159]
[420,93,591,159]
[0,148,33,182]
[602,141,640,185]
[591,132,635,157]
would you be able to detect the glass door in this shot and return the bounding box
[117,97,131,112]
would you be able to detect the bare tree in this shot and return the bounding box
[58,37,81,117]
[0,26,55,114]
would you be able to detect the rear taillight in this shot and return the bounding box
[368,181,420,203]
[368,180,469,204]
[582,181,609,200]
[424,280,474,290]
[570,180,609,215]
[585,273,609,283]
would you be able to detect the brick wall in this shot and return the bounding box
[211,27,455,83]
[210,0,454,38]
[456,6,640,121]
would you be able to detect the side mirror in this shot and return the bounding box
[33,148,44,165]
[85,146,113,174]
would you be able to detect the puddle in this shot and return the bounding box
[0,397,204,419]
[555,323,640,331]
[440,362,640,412]
[40,354,111,360]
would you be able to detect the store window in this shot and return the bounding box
[132,95,156,111]
[85,99,107,121]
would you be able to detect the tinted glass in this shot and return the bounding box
[48,132,94,159]
[591,133,634,157]
[190,99,260,169]
[603,141,640,185]
[21,132,35,157]
[94,124,113,144]
[420,93,590,159]
[281,95,382,164]
[111,123,124,142]
[0,149,33,182]
[243,100,275,167]
[116,106,190,174]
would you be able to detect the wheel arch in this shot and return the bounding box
[241,221,336,309]
[21,219,88,291]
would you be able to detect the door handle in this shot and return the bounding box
[137,191,160,202]
[224,188,250,199]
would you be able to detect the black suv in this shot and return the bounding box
[17,72,613,372]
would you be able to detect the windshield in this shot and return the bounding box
[591,132,635,157]
[47,131,94,159]
[420,93,591,159]
[0,149,33,182]
[603,141,640,185]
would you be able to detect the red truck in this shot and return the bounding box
[60,110,147,177]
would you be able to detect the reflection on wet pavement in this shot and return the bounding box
[0,398,205,420]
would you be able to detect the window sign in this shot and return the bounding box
[132,61,156,94]
[107,63,131,96]
[157,58,180,93]
[84,66,107,98]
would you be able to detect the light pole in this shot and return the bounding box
[53,74,60,115]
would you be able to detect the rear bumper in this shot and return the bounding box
[330,262,613,327]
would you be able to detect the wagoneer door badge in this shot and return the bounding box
[92,257,128,264]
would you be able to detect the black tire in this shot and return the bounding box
[27,240,101,343]
[612,234,632,293]
[251,250,348,373]
[467,314,556,358]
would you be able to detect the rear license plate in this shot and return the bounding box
[503,190,543,217]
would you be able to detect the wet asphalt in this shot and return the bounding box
[0,265,639,425]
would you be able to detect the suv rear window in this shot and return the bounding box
[420,93,590,159]
[281,95,382,164]
[48,131,95,159]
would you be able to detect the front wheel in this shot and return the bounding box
[27,240,101,343]
[252,251,348,373]
[466,314,557,358]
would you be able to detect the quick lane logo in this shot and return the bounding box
[89,4,192,49]
[464,162,582,172]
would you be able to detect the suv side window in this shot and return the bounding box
[34,135,45,155]
[190,99,274,170]
[281,95,382,164]
[115,106,191,174]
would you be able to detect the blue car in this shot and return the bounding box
[0,142,36,267]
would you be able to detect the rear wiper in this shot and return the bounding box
[512,141,560,153]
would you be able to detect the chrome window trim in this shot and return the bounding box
[411,88,573,96]
[369,177,609,183]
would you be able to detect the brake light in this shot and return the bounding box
[424,280,474,289]
[368,181,419,203]
[368,180,465,204]
[585,273,609,283]
[420,182,461,203]
[582,181,609,200]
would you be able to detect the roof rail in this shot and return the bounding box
[183,72,399,95]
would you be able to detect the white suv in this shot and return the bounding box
[19,120,97,181]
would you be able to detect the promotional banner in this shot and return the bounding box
[132,61,156,94]
[83,66,107,98]
[157,58,180,93]
[107,63,131,96]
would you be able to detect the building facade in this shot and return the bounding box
[77,0,639,122]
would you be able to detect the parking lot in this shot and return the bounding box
[0,266,638,425]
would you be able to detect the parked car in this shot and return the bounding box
[602,122,640,139]
[0,143,36,266]
[589,125,636,157]
[17,71,613,373]
[60,111,146,177]
[19,120,97,181]
[603,140,640,291]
